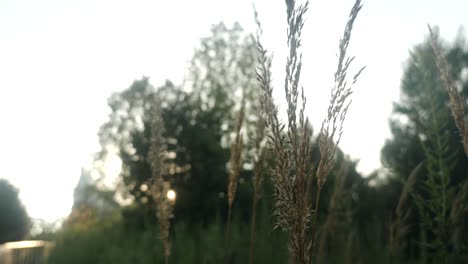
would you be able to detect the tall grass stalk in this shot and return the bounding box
[451,180,468,253]
[257,0,314,262]
[255,0,364,263]
[148,95,174,264]
[317,160,349,264]
[248,141,266,264]
[310,0,364,260]
[400,50,457,263]
[249,8,268,264]
[390,162,423,257]
[430,26,468,257]
[225,97,245,263]
[428,25,468,156]
[418,79,454,263]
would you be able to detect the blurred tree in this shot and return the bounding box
[187,22,258,146]
[97,78,156,203]
[381,31,468,260]
[95,76,232,225]
[382,32,468,181]
[0,179,30,243]
[182,22,259,223]
[96,22,258,224]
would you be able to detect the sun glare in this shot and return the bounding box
[103,154,122,187]
[166,189,176,201]
[3,240,47,250]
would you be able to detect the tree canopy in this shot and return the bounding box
[381,30,468,260]
[382,32,468,182]
[0,179,30,243]
[95,22,258,225]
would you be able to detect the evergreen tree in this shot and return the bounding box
[382,31,468,261]
[382,33,468,181]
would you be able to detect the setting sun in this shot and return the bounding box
[166,190,176,201]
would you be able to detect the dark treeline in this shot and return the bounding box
[0,179,30,244]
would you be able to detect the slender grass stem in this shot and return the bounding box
[225,204,233,264]
[249,194,259,264]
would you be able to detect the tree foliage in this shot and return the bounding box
[382,31,468,261]
[0,179,30,243]
[382,33,468,181]
[96,22,258,225]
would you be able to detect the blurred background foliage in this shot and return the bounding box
[0,179,30,244]
[2,21,468,264]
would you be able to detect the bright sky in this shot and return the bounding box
[0,0,467,223]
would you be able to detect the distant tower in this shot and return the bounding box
[68,168,118,226]
[72,168,93,211]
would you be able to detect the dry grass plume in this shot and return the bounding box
[225,97,245,263]
[428,25,468,156]
[148,95,174,264]
[255,0,364,263]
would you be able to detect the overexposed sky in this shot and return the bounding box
[0,0,467,222]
